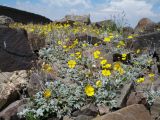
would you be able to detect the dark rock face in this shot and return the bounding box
[0,5,52,24]
[0,26,34,72]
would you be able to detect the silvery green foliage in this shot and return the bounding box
[144,90,160,106]
[18,80,86,119]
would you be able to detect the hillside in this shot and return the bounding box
[0,5,52,24]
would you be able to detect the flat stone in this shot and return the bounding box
[93,104,151,120]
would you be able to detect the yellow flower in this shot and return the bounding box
[42,63,53,73]
[96,80,102,88]
[136,49,140,54]
[104,37,111,42]
[149,73,155,78]
[100,59,107,65]
[94,43,98,46]
[63,45,67,49]
[68,60,77,68]
[70,53,75,57]
[102,69,111,76]
[75,52,82,59]
[43,89,51,98]
[109,35,114,39]
[114,62,121,71]
[58,40,62,45]
[93,50,101,59]
[102,64,111,69]
[122,54,127,61]
[85,85,95,96]
[82,43,88,47]
[136,77,145,83]
[118,68,125,75]
[117,41,125,48]
[128,35,133,39]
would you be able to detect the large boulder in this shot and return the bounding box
[126,31,160,59]
[93,104,151,120]
[0,26,34,72]
[93,20,117,31]
[63,15,91,25]
[0,99,29,120]
[0,15,14,26]
[134,18,156,33]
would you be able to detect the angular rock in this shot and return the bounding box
[0,70,28,111]
[72,104,98,117]
[63,116,74,120]
[93,104,151,120]
[0,99,29,120]
[0,15,14,26]
[74,115,94,120]
[75,33,103,45]
[93,20,117,31]
[0,27,34,72]
[127,92,147,106]
[116,82,134,108]
[127,32,160,59]
[27,72,43,97]
[123,26,134,37]
[97,104,110,115]
[150,97,160,120]
[61,15,91,25]
[28,32,45,51]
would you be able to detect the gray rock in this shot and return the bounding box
[0,15,14,26]
[0,98,29,120]
[93,104,151,120]
[126,32,160,61]
[97,104,110,115]
[93,20,117,31]
[116,82,134,108]
[72,104,98,117]
[74,115,94,120]
[0,70,28,111]
[123,26,134,37]
[27,73,43,97]
[127,92,147,106]
[150,97,160,120]
[134,18,155,33]
[0,27,34,72]
[28,32,45,51]
[61,15,91,25]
